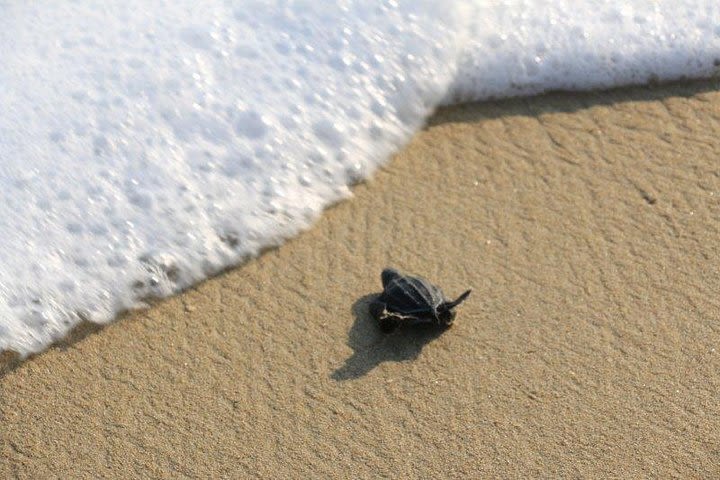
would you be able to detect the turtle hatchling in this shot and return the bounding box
[369,268,472,333]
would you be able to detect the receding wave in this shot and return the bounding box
[0,1,718,356]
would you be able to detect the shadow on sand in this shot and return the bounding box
[331,294,448,381]
[427,78,720,127]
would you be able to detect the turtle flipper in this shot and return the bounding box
[369,298,407,333]
[369,298,387,321]
[444,289,472,309]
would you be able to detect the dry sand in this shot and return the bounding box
[2,81,720,478]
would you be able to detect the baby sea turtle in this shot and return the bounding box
[369,268,472,333]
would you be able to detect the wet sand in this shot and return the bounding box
[2,80,720,478]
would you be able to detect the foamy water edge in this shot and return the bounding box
[1,1,719,357]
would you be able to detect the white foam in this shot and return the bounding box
[1,1,719,356]
[0,1,468,355]
[448,1,720,102]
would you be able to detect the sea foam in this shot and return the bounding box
[448,1,720,103]
[1,1,719,356]
[0,0,468,355]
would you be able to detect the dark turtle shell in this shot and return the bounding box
[370,268,471,332]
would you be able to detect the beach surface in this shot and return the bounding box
[2,81,720,478]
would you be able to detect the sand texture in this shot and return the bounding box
[2,81,720,478]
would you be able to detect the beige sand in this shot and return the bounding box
[2,81,720,478]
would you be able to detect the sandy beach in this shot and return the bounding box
[2,80,720,478]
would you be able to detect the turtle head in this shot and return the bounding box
[436,289,472,326]
[436,308,457,326]
[381,268,402,288]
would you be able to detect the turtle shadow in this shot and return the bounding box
[331,294,447,381]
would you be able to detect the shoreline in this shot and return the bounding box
[3,80,720,477]
[2,77,716,372]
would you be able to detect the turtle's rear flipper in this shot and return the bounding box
[369,298,387,321]
[369,299,405,333]
[378,311,417,333]
[369,301,398,333]
[380,268,402,288]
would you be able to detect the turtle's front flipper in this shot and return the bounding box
[445,289,472,309]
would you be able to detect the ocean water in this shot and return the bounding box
[1,1,719,357]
